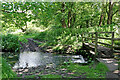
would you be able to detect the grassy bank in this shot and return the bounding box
[22,62,109,78]
[0,57,2,79]
[2,57,17,78]
[59,62,109,78]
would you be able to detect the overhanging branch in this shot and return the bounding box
[112,10,119,16]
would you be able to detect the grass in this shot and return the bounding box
[0,57,2,79]
[41,74,62,78]
[18,61,109,78]
[18,34,36,43]
[59,62,109,78]
[24,75,38,78]
[23,62,109,78]
[2,57,17,78]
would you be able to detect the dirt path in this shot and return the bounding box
[19,38,40,52]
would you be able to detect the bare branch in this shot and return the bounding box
[112,10,119,16]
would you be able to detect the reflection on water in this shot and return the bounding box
[13,51,87,69]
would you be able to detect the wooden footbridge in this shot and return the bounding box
[81,32,120,58]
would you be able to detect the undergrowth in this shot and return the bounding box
[2,57,17,78]
[33,24,119,54]
[2,34,20,52]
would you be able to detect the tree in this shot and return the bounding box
[106,1,119,24]
[61,2,67,28]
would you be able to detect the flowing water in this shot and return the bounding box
[2,51,88,77]
[2,51,87,69]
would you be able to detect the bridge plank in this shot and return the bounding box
[113,38,120,40]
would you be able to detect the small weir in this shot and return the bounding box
[13,51,87,69]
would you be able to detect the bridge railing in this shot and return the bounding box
[81,32,120,56]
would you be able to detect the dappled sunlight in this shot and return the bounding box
[11,29,23,34]
[27,26,46,32]
[1,1,119,79]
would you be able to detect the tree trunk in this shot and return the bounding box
[68,2,74,28]
[106,1,119,25]
[102,13,106,25]
[99,2,106,26]
[107,1,113,24]
[99,14,104,26]
[61,2,66,28]
[68,10,71,28]
[71,13,76,27]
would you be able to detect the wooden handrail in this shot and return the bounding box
[97,42,112,47]
[81,32,95,34]
[98,37,112,40]
[82,37,95,40]
[113,38,120,40]
[97,32,113,33]
[113,45,120,48]
[81,32,120,57]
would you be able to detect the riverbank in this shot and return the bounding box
[2,37,119,79]
[1,26,119,79]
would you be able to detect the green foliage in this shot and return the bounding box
[95,63,109,72]
[2,34,20,52]
[41,74,62,78]
[2,57,17,78]
[34,24,119,54]
[2,2,119,31]
[34,27,84,53]
[24,75,38,78]
[60,62,109,78]
[0,57,1,79]
[114,41,120,46]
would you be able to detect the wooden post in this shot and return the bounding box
[95,32,98,57]
[111,32,114,57]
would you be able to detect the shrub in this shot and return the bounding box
[2,34,20,52]
[2,57,17,78]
